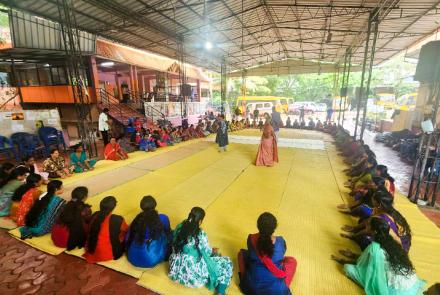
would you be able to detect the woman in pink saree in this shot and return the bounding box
[256,114,279,167]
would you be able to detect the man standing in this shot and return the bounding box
[271,106,283,140]
[299,106,305,123]
[326,105,334,123]
[99,108,110,146]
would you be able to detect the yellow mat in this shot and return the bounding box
[9,228,65,255]
[60,138,207,186]
[0,217,17,230]
[8,129,440,294]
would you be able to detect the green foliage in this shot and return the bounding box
[218,55,418,103]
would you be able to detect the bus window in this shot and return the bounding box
[264,103,271,108]
[256,103,263,109]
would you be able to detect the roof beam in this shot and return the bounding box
[259,0,288,58]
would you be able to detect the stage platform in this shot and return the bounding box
[8,129,440,294]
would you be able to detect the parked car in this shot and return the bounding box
[288,101,317,114]
[246,102,274,117]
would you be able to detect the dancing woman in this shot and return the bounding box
[256,113,279,167]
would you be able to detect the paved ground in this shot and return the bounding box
[1,126,439,295]
[0,230,155,295]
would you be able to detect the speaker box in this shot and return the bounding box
[414,41,440,82]
[182,84,192,96]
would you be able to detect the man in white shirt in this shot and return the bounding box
[99,108,110,146]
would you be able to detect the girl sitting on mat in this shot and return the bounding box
[104,137,128,161]
[139,134,157,152]
[51,186,92,250]
[169,207,233,295]
[332,217,425,295]
[20,180,66,239]
[10,174,43,226]
[70,145,97,173]
[83,196,128,263]
[341,190,412,253]
[0,166,28,217]
[43,149,74,179]
[126,195,171,268]
[238,212,297,295]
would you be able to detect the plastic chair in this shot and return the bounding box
[38,127,66,156]
[11,132,45,159]
[0,135,17,160]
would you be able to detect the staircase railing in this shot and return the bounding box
[97,88,126,122]
[97,88,167,127]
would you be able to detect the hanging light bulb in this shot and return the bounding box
[204,41,213,50]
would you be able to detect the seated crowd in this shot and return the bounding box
[0,162,298,294]
[2,117,437,294]
[325,124,427,295]
[284,116,326,131]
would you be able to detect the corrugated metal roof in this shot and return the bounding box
[1,0,439,73]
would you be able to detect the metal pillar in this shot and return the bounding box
[338,52,348,125]
[56,0,97,157]
[220,57,227,116]
[360,12,380,140]
[342,50,352,127]
[177,39,187,119]
[353,11,374,139]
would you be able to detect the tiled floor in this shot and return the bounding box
[0,230,155,295]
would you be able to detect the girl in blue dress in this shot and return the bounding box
[238,212,297,295]
[126,195,171,268]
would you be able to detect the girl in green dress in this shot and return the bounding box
[70,145,97,173]
[332,217,425,295]
[169,207,233,295]
[0,166,28,216]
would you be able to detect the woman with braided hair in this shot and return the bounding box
[238,212,297,295]
[341,190,412,252]
[168,207,233,295]
[332,217,425,295]
[20,180,65,239]
[83,196,128,263]
[51,186,92,250]
[126,195,171,268]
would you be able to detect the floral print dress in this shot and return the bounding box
[168,225,233,291]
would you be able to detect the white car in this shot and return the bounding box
[288,101,317,114]
[246,102,274,116]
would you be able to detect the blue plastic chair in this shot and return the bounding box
[38,127,66,156]
[0,135,17,160]
[11,132,45,159]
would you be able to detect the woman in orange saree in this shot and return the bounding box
[256,114,279,167]
[104,137,128,161]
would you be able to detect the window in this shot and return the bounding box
[264,103,271,108]
[256,103,263,109]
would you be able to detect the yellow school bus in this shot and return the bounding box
[395,93,417,111]
[375,92,396,109]
[236,96,292,115]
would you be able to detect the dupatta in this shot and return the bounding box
[249,234,287,280]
